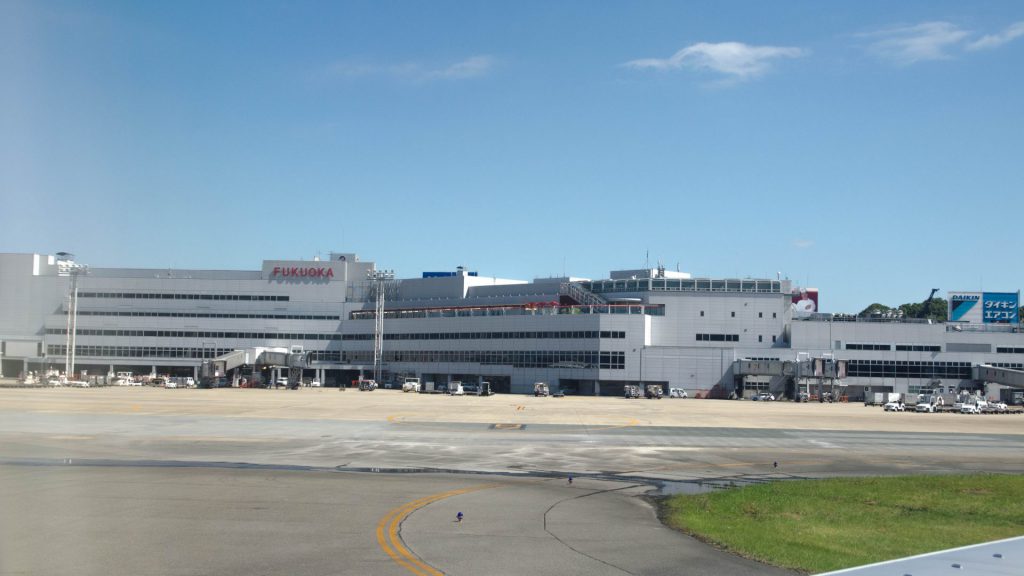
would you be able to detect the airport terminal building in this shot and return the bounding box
[1,251,1021,401]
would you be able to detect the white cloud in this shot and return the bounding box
[424,55,494,79]
[326,55,495,81]
[966,21,1024,51]
[623,42,805,80]
[860,21,970,65]
[793,239,815,249]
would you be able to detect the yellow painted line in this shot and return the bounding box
[376,484,499,575]
[588,417,641,431]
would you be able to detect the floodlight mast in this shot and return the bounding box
[57,254,88,379]
[368,269,395,384]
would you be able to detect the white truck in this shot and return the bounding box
[402,377,421,393]
[534,382,550,397]
[449,381,464,396]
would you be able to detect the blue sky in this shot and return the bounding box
[2,1,1022,312]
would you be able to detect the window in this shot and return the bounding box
[758,335,763,343]
[773,312,777,318]
[731,311,736,318]
[758,312,763,318]
[772,335,777,343]
[700,310,705,317]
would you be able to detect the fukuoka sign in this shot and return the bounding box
[271,266,335,279]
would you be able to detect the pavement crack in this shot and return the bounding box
[542,484,643,576]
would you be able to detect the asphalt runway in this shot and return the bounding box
[1,388,1022,575]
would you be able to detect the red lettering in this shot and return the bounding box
[271,266,334,279]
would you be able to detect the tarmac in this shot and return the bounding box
[1,387,1022,575]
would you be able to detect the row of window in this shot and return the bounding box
[321,350,625,370]
[846,360,973,379]
[352,305,664,321]
[847,344,945,352]
[895,345,942,352]
[997,347,1024,354]
[79,292,289,301]
[696,334,740,342]
[48,345,233,359]
[48,328,626,342]
[73,311,341,321]
[49,329,343,341]
[699,311,777,319]
[46,347,627,370]
[347,331,626,341]
[584,279,782,294]
[846,344,893,351]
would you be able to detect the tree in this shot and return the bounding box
[859,299,948,321]
[858,303,892,317]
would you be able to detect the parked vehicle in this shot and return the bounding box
[669,387,688,398]
[357,379,377,391]
[645,384,663,399]
[534,382,550,397]
[983,402,1008,413]
[960,404,981,414]
[755,392,775,401]
[915,402,937,413]
[402,377,421,393]
[623,384,642,399]
[883,401,905,412]
[449,381,464,396]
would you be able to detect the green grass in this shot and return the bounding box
[661,474,1024,574]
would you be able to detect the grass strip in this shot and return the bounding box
[661,474,1024,574]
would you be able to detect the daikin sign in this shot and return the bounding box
[949,291,1019,324]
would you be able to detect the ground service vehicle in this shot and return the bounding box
[645,384,663,399]
[915,402,937,413]
[357,379,378,391]
[624,384,642,399]
[669,388,688,398]
[402,378,421,393]
[534,382,549,397]
[450,381,464,395]
[884,401,905,412]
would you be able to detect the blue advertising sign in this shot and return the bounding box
[982,292,1019,324]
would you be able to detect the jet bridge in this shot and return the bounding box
[974,364,1024,390]
[733,355,848,400]
[200,347,309,385]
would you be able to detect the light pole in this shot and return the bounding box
[368,269,395,384]
[56,253,87,380]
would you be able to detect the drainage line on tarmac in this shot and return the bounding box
[0,456,814,494]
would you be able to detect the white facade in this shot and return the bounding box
[1,251,1022,399]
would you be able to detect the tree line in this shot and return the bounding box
[858,299,1024,323]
